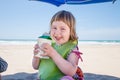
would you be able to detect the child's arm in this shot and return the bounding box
[51,49,79,76]
[32,44,40,70]
[32,56,40,70]
[41,43,79,76]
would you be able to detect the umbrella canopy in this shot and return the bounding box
[30,0,115,7]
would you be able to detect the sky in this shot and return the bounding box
[0,0,120,40]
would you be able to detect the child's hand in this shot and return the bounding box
[33,44,40,55]
[40,43,56,57]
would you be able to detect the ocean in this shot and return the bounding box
[0,39,120,45]
[78,40,120,45]
[0,39,36,45]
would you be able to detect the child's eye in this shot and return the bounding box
[52,27,57,30]
[54,27,57,29]
[61,28,65,31]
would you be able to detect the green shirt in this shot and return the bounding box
[38,40,78,80]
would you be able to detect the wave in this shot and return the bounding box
[79,40,120,45]
[0,39,120,45]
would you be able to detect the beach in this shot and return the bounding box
[0,42,120,80]
[79,44,120,80]
[0,43,38,80]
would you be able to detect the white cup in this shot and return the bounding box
[35,38,51,59]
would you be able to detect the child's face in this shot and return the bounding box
[50,21,70,45]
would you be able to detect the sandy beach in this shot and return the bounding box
[0,43,120,80]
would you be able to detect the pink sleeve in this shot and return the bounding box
[71,46,83,62]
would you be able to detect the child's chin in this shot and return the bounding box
[56,41,62,45]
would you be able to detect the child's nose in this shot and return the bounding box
[55,29,61,35]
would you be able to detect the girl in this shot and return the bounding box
[32,10,84,80]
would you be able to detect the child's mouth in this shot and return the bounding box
[55,37,62,41]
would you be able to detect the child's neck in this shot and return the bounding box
[56,41,69,46]
[56,43,61,46]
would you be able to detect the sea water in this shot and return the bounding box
[0,39,36,45]
[0,39,120,45]
[78,40,120,45]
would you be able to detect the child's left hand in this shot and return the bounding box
[40,43,56,57]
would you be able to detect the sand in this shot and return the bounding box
[0,43,120,80]
[79,44,120,80]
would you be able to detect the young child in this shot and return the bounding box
[32,10,84,80]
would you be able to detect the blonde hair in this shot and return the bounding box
[50,10,78,41]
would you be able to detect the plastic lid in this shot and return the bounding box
[38,32,51,40]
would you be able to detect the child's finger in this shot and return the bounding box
[34,49,40,55]
[40,52,47,56]
[34,44,39,49]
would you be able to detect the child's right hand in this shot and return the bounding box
[32,44,40,70]
[33,44,40,56]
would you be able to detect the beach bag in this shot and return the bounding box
[73,67,84,80]
[61,67,84,80]
[0,57,8,73]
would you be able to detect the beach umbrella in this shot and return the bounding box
[30,0,116,7]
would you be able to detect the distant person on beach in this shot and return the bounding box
[32,10,84,80]
[0,57,8,79]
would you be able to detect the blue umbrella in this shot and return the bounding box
[30,0,116,7]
